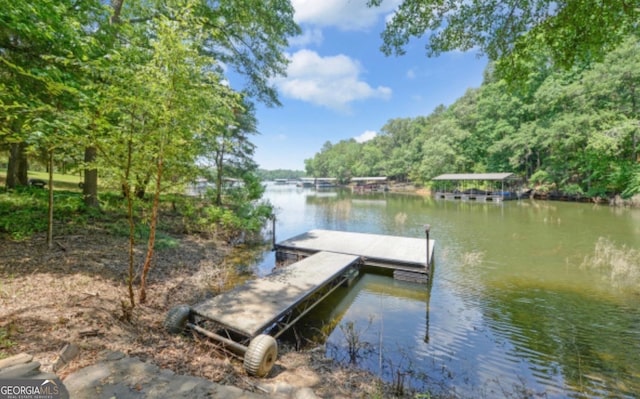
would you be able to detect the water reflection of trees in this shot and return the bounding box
[483,283,640,398]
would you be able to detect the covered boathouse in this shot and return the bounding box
[432,173,523,202]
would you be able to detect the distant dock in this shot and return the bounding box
[432,172,524,202]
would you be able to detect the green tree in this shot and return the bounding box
[79,0,300,206]
[415,108,471,181]
[305,141,333,177]
[376,118,421,181]
[354,142,385,177]
[0,0,108,189]
[369,0,639,84]
[198,97,258,207]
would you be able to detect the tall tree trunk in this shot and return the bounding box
[83,146,99,208]
[631,120,638,162]
[18,143,28,185]
[47,149,54,249]
[6,144,20,189]
[139,157,163,304]
[6,142,29,188]
[215,143,225,206]
[110,0,125,24]
[124,134,136,313]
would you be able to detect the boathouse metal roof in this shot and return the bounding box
[432,173,517,181]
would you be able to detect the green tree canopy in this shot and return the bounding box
[304,36,640,199]
[368,0,640,83]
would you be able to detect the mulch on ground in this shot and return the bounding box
[0,229,396,398]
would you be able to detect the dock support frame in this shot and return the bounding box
[269,266,357,338]
[187,262,360,355]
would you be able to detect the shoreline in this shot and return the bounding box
[384,183,640,207]
[0,230,403,398]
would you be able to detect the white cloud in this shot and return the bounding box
[291,0,400,31]
[289,28,323,47]
[354,130,377,143]
[406,68,416,79]
[274,49,392,112]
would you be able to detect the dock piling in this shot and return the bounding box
[271,214,276,250]
[424,224,431,271]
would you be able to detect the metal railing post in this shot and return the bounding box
[424,224,431,271]
[271,214,276,251]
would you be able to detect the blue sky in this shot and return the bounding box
[244,0,488,171]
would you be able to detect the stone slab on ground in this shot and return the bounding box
[0,353,34,370]
[63,351,308,399]
[2,351,322,399]
[0,353,68,398]
[0,352,57,380]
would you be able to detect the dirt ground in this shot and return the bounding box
[0,228,397,398]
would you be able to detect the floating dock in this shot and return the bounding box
[166,229,435,377]
[275,229,434,272]
[192,251,360,338]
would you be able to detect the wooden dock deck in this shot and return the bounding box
[168,229,436,377]
[275,229,434,271]
[193,251,360,338]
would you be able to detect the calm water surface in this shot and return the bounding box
[254,184,640,398]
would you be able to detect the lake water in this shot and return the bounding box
[254,184,640,398]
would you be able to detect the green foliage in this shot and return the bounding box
[1,0,299,240]
[369,0,639,86]
[305,36,640,199]
[107,220,179,250]
[621,165,640,199]
[2,0,293,303]
[198,174,273,241]
[529,170,549,184]
[0,188,84,240]
[0,326,16,358]
[197,200,272,242]
[1,185,272,247]
[338,318,375,365]
[257,169,306,180]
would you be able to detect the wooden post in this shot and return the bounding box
[424,224,431,271]
[271,214,276,251]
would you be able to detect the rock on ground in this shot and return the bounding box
[63,351,318,399]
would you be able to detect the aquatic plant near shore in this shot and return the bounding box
[581,237,640,291]
[339,317,376,366]
[460,250,485,267]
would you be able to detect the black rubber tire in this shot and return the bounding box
[243,334,278,377]
[164,305,192,334]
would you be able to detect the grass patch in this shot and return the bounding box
[107,220,179,250]
[0,188,86,240]
[0,327,16,359]
[0,171,84,192]
[1,172,273,246]
[2,187,200,248]
[27,171,83,191]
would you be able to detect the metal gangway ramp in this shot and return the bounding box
[164,251,360,377]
